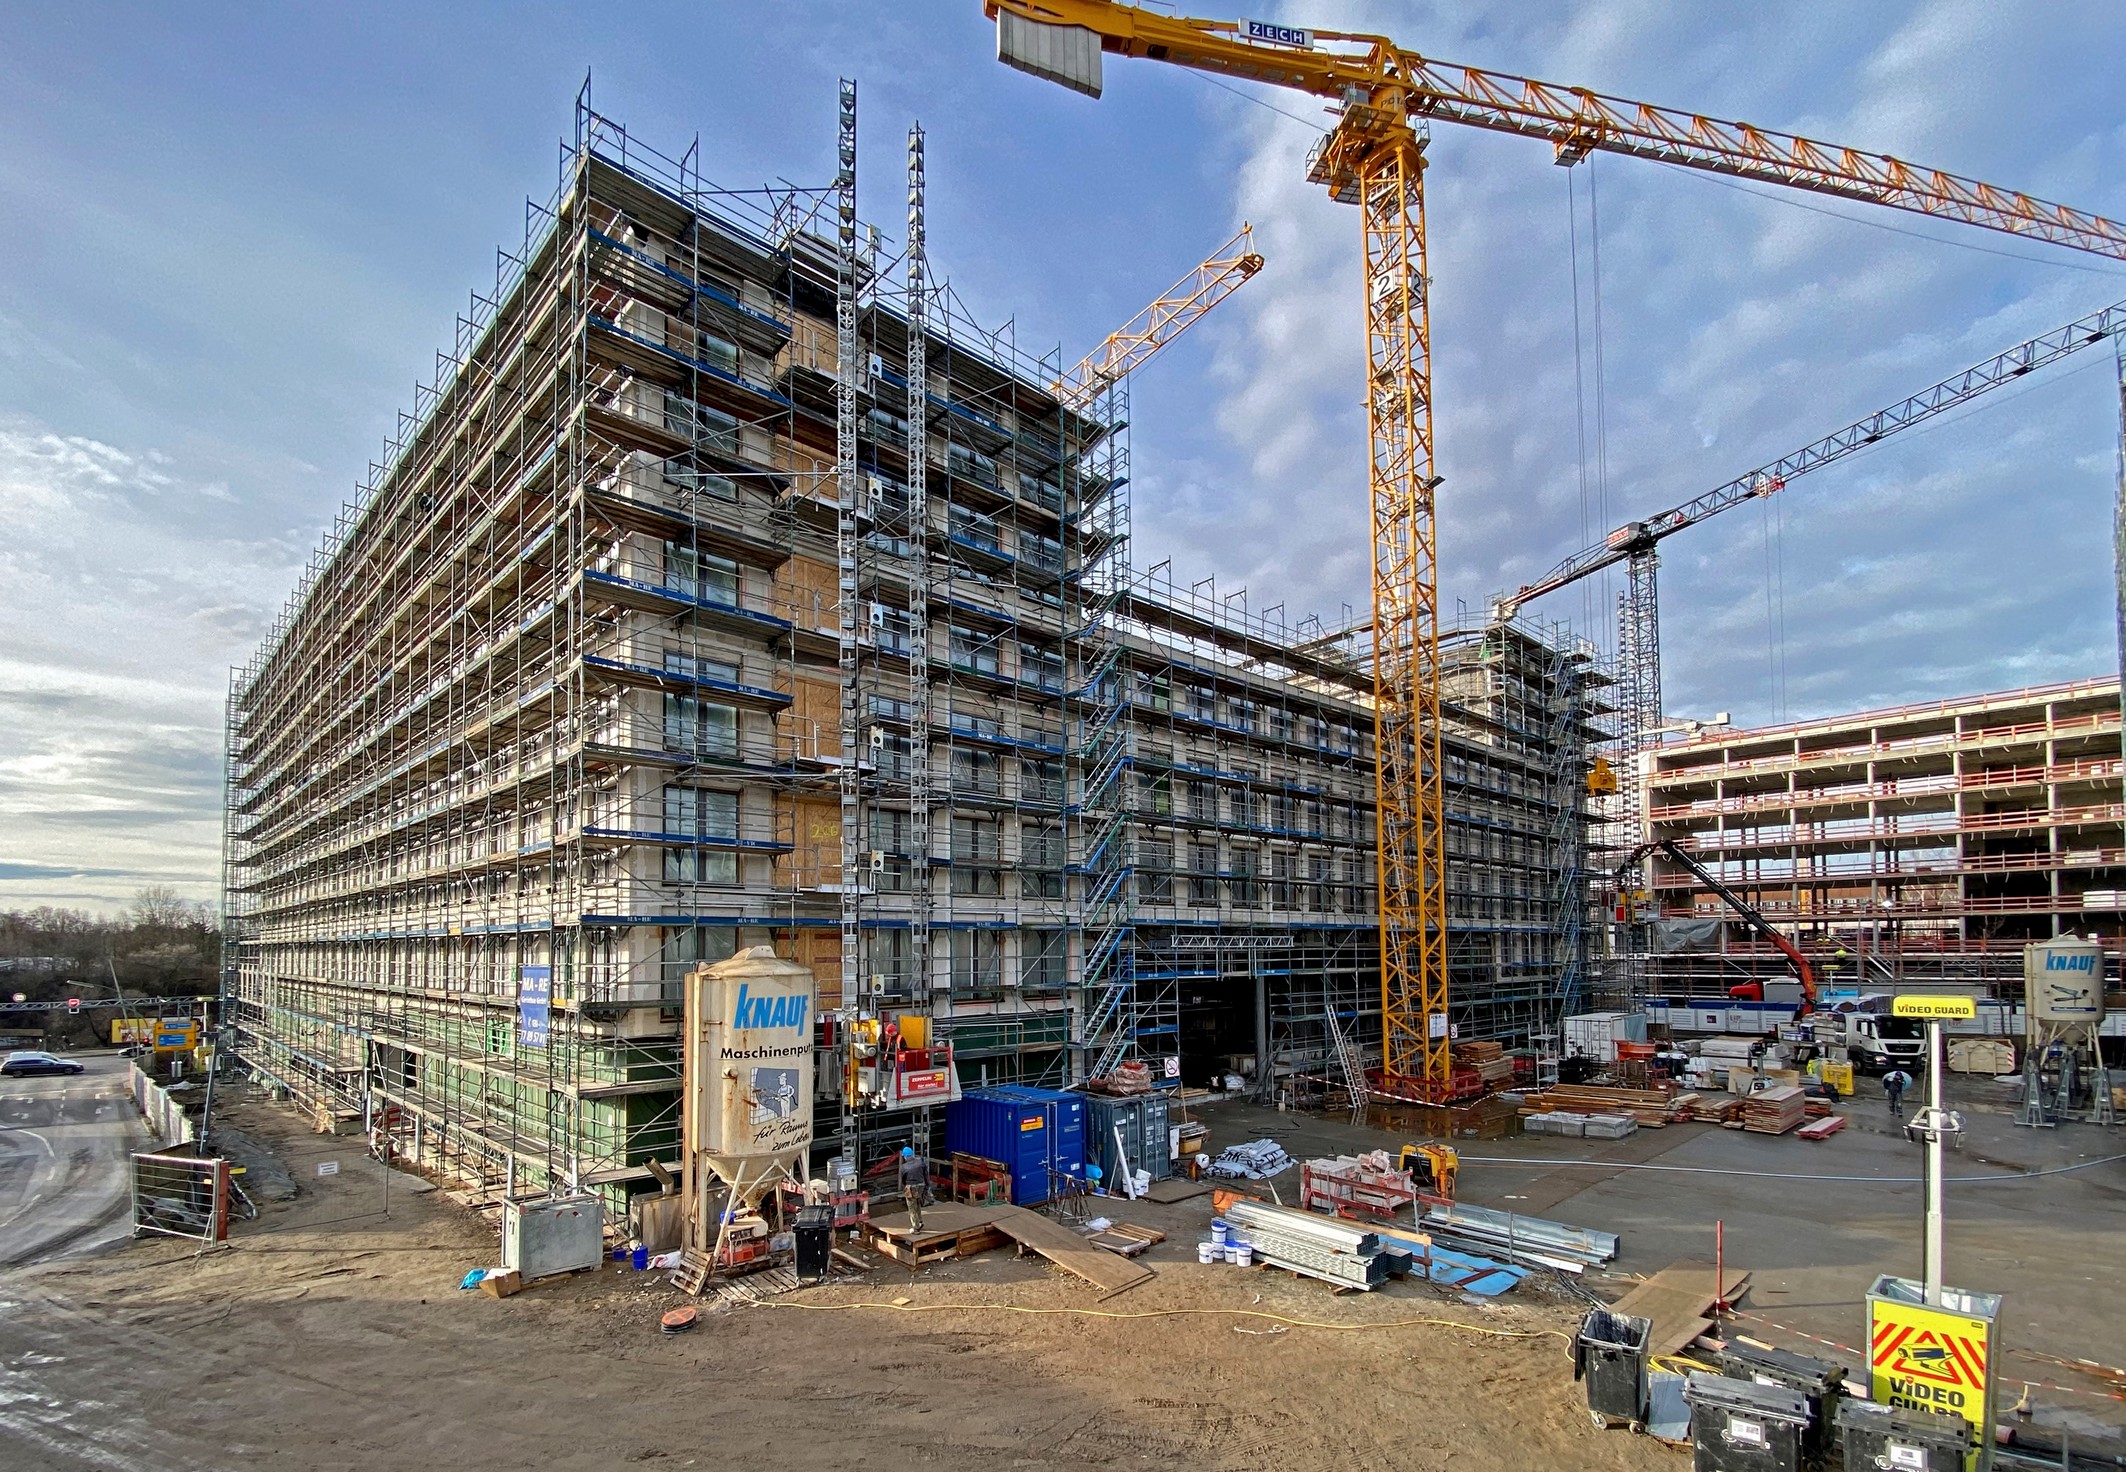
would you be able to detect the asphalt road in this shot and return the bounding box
[0,1053,148,1268]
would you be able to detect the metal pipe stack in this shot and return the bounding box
[1223,1199,1389,1291]
[1418,1202,1618,1273]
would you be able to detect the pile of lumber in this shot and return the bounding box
[1678,1095,1743,1124]
[1515,1082,1681,1128]
[1457,1039,1516,1086]
[1796,1114,1846,1141]
[1739,1086,1807,1135]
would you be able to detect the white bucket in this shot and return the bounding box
[1197,1241,1218,1264]
[1210,1219,1230,1246]
[1232,1244,1254,1267]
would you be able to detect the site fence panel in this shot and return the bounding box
[130,1152,230,1243]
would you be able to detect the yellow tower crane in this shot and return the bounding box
[983,0,2126,1102]
[1056,224,1262,410]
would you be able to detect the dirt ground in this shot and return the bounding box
[3,1079,2119,1470]
[2,1086,1673,1472]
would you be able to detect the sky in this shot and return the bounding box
[3,0,2124,912]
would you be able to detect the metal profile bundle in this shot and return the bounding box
[1418,1202,1618,1273]
[1222,1198,1388,1291]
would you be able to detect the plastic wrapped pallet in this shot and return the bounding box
[1583,1114,1638,1140]
[1547,1111,1588,1138]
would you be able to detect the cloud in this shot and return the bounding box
[1132,0,2126,730]
[0,421,304,910]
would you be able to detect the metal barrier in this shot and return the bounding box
[128,1064,195,1148]
[130,1152,230,1243]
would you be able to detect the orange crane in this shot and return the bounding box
[982,0,2126,1101]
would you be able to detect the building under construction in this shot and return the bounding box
[220,100,1606,1211]
[1634,676,2125,1001]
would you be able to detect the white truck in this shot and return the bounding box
[1790,996,1926,1075]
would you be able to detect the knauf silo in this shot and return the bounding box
[681,947,817,1254]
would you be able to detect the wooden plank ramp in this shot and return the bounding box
[1607,1258,1751,1358]
[987,1204,1154,1299]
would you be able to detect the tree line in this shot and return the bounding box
[0,886,220,1049]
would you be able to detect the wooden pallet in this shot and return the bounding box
[1087,1222,1166,1257]
[861,1204,1010,1266]
[706,1266,807,1305]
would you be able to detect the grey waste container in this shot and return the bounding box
[1835,1396,1969,1472]
[1720,1342,1844,1464]
[1574,1307,1653,1429]
[794,1204,833,1282]
[1683,1372,1811,1472]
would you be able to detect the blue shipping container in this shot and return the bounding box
[944,1086,1085,1205]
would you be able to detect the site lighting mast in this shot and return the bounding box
[982,0,2126,1100]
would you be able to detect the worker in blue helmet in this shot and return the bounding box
[898,1145,930,1232]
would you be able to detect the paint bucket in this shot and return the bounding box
[630,1245,649,1271]
[1197,1241,1219,1265]
[1210,1219,1230,1247]
[1232,1243,1254,1267]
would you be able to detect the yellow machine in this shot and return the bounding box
[1397,1141,1458,1199]
[985,0,2126,1102]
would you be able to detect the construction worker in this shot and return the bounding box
[1881,1066,1913,1121]
[898,1146,929,1232]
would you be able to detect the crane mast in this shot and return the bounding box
[983,0,2126,1099]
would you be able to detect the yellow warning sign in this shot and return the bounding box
[1893,995,1976,1019]
[1869,1296,1992,1465]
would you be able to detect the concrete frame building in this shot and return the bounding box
[222,101,1604,1210]
[1637,675,2125,1000]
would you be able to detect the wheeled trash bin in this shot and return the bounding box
[1574,1307,1653,1429]
[1682,1372,1811,1472]
[1720,1341,1845,1465]
[1836,1397,1969,1472]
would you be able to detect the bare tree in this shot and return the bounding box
[128,885,193,932]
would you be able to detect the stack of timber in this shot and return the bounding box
[1738,1086,1807,1135]
[1795,1114,1846,1141]
[1680,1094,1743,1124]
[1457,1039,1517,1087]
[1516,1083,1682,1127]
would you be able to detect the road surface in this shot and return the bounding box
[0,1053,148,1267]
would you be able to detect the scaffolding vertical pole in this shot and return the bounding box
[834,79,863,1162]
[1613,546,1661,1004]
[905,122,934,1154]
[2114,343,2126,825]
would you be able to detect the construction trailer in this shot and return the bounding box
[220,97,1606,1214]
[1629,676,2126,1007]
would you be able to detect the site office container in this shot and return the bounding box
[943,1086,1085,1205]
[1079,1091,1173,1186]
[1563,1011,1649,1063]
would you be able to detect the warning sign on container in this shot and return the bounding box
[1869,1296,1992,1467]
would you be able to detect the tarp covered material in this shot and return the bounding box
[1948,1037,2017,1075]
[1653,919,1722,953]
[1204,1139,1294,1179]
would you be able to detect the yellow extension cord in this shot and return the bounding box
[754,1297,1574,1343]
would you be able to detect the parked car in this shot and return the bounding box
[1,1051,87,1077]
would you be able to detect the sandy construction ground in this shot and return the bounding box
[1,1087,1678,1472]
